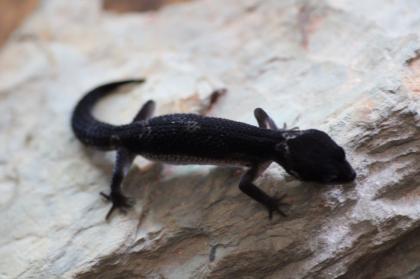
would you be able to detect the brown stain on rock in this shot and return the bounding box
[0,0,39,47]
[103,0,195,13]
[405,50,420,96]
[298,4,326,50]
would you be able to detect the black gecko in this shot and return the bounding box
[71,79,356,220]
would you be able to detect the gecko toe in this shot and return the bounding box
[100,192,111,201]
[266,194,289,219]
[100,191,135,220]
[281,122,299,131]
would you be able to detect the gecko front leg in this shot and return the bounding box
[254,108,278,130]
[251,108,288,218]
[239,164,287,219]
[254,108,299,131]
[101,100,155,220]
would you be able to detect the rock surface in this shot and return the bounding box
[0,0,419,278]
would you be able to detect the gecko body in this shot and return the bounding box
[71,79,356,219]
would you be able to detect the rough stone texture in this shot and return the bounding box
[0,0,419,278]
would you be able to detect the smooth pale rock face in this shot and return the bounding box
[0,0,419,278]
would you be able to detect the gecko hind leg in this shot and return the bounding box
[101,100,155,220]
[100,148,136,220]
[132,100,156,122]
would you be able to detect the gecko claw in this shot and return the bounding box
[282,123,299,131]
[100,191,135,220]
[266,194,289,219]
[100,191,111,201]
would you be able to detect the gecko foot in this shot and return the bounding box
[100,191,135,220]
[266,194,289,219]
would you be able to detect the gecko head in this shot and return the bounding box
[274,129,356,184]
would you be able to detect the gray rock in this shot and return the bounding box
[0,0,419,278]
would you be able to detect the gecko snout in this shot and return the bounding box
[327,160,356,184]
[340,166,356,182]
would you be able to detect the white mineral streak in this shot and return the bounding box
[0,0,419,278]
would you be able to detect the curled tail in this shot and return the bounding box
[71,79,145,149]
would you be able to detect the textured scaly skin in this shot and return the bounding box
[71,79,356,220]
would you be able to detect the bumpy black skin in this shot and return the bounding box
[72,79,356,220]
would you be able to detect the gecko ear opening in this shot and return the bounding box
[274,141,289,162]
[275,141,287,152]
